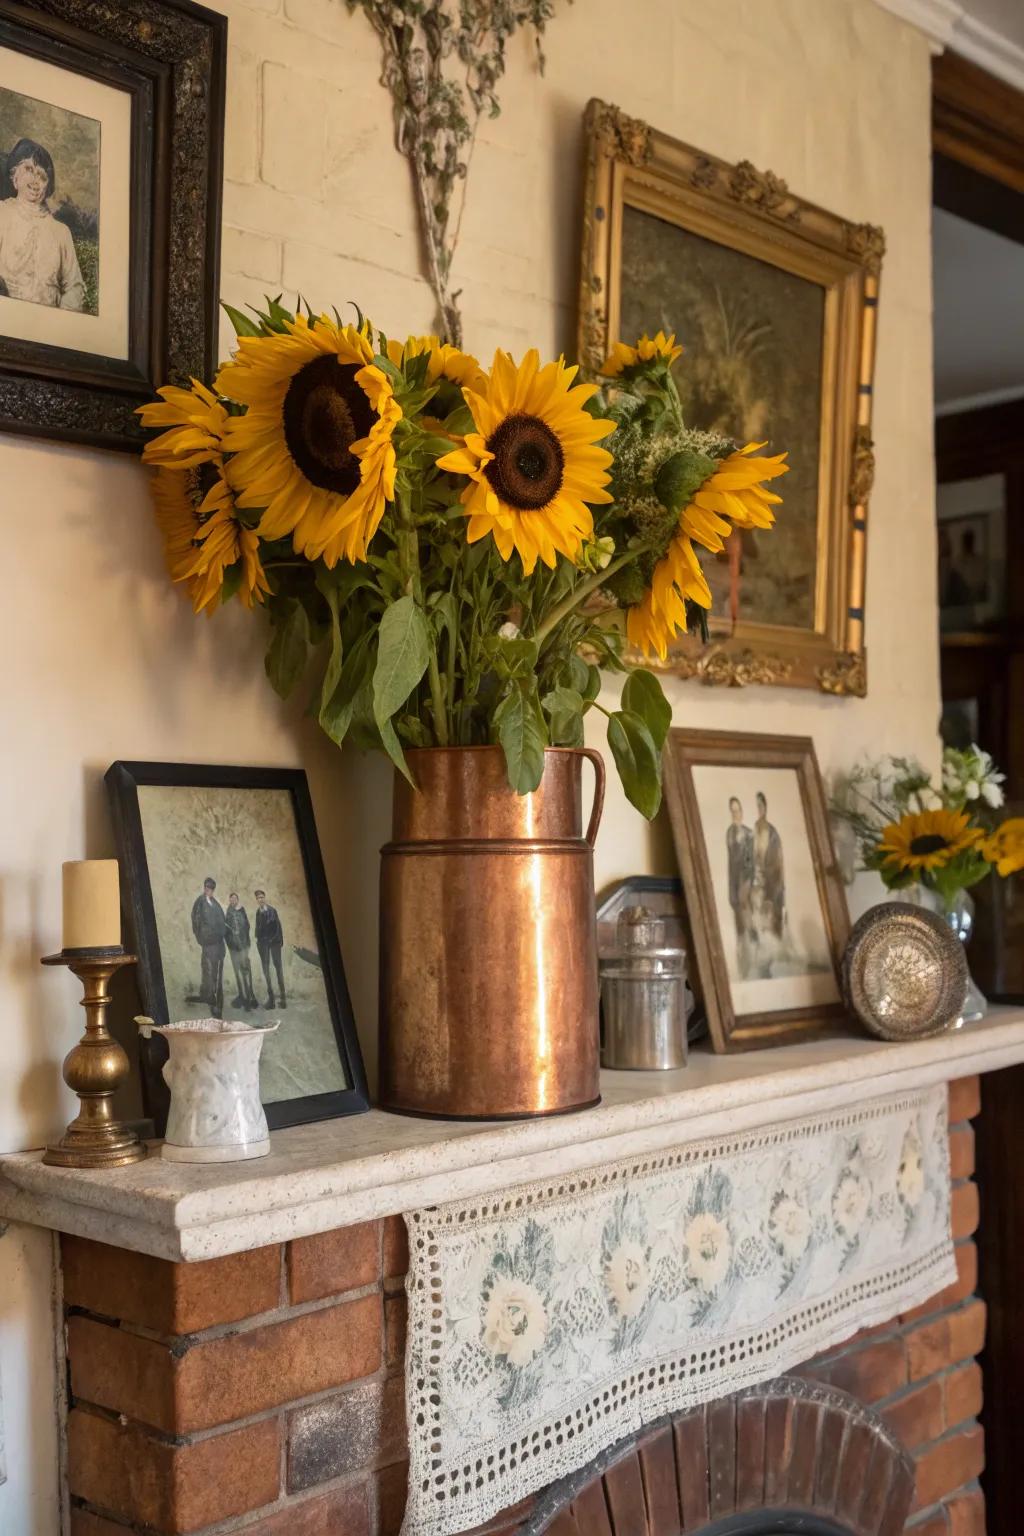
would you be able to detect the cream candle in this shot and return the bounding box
[62,860,122,951]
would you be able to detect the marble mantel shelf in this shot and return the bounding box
[3,1007,1024,1263]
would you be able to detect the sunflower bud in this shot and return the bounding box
[654,448,717,513]
[604,562,648,608]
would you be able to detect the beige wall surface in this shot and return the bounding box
[0,1,937,1528]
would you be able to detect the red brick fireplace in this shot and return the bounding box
[60,1079,984,1536]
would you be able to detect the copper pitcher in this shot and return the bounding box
[378,746,605,1119]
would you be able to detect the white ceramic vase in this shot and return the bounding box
[136,1018,278,1162]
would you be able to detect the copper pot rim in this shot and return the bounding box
[402,745,593,760]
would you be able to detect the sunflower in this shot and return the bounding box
[137,379,227,470]
[436,349,615,574]
[680,443,789,554]
[627,444,788,658]
[626,535,712,660]
[981,818,1024,877]
[386,334,485,393]
[602,330,684,377]
[878,808,984,874]
[217,314,400,565]
[151,466,270,614]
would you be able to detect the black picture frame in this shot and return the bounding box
[105,760,370,1132]
[0,0,226,451]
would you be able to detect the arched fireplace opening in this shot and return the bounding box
[524,1378,913,1536]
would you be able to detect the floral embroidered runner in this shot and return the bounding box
[402,1086,955,1536]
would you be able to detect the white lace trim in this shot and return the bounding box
[402,1086,955,1536]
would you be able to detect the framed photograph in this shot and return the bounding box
[662,729,850,1052]
[106,761,369,1132]
[578,100,883,697]
[0,0,226,451]
[937,472,1006,632]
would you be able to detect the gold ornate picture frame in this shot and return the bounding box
[578,100,882,697]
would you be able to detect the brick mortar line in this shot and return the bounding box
[65,1276,384,1347]
[809,1291,983,1365]
[73,1461,377,1536]
[873,1358,980,1413]
[69,1362,409,1452]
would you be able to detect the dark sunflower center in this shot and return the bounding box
[282,355,376,495]
[185,461,221,522]
[485,412,564,511]
[910,834,949,856]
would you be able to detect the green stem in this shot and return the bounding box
[534,548,646,646]
[395,491,449,747]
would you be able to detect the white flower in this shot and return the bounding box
[965,780,980,800]
[605,1240,649,1317]
[982,781,1005,809]
[684,1212,732,1292]
[832,1173,871,1239]
[898,1133,925,1208]
[482,1277,548,1367]
[921,788,943,811]
[768,1194,812,1263]
[498,621,521,640]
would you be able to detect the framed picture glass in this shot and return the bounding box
[106,761,369,1130]
[0,0,225,451]
[663,729,850,1052]
[579,100,882,698]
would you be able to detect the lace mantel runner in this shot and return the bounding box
[402,1085,955,1536]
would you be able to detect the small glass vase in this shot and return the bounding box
[894,884,988,1024]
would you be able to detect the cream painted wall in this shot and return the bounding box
[0,0,938,1528]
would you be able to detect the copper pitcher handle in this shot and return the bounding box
[579,747,606,847]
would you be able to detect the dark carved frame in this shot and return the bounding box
[0,0,226,452]
[105,760,371,1133]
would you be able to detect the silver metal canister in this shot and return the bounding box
[599,905,691,1070]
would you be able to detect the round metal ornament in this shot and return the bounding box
[842,901,968,1041]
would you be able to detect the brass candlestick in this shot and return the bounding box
[41,950,147,1168]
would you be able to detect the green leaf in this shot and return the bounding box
[607,709,662,819]
[494,679,547,794]
[265,602,309,699]
[482,633,539,679]
[319,626,373,749]
[221,301,262,338]
[622,669,672,751]
[320,588,344,709]
[371,596,430,783]
[372,595,431,722]
[444,403,475,437]
[542,686,585,748]
[220,564,242,605]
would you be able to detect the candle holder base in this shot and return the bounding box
[43,1125,147,1169]
[41,951,148,1171]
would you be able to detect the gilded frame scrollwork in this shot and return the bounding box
[578,100,883,698]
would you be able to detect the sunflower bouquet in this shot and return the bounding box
[138,303,788,816]
[832,746,1024,911]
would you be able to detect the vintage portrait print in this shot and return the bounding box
[692,763,840,1018]
[620,208,824,632]
[134,783,350,1107]
[0,44,130,359]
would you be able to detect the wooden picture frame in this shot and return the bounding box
[662,728,850,1052]
[578,99,882,697]
[106,761,370,1132]
[0,0,226,452]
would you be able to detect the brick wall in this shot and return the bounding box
[62,1080,984,1536]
